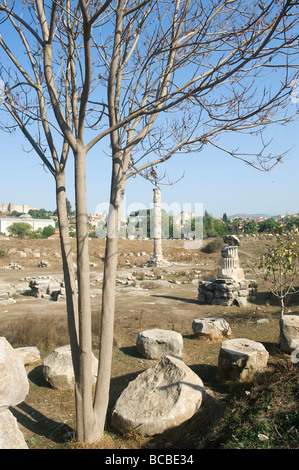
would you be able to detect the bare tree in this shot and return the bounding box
[0,0,298,443]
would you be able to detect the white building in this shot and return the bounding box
[0,214,55,235]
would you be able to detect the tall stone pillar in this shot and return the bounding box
[152,188,163,262]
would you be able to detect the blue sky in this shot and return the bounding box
[0,115,298,219]
[0,4,298,220]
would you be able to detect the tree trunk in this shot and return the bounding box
[280,298,284,321]
[93,164,124,438]
[56,170,92,440]
[55,170,79,368]
[74,147,95,442]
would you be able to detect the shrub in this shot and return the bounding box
[7,222,33,239]
[41,225,56,238]
[202,238,224,253]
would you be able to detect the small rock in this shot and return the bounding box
[234,297,248,307]
[192,317,231,341]
[258,433,269,441]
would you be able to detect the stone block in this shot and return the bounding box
[280,315,299,353]
[198,277,257,307]
[238,289,249,297]
[198,294,206,303]
[218,338,269,381]
[136,329,183,359]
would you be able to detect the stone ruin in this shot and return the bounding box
[218,338,269,382]
[147,187,170,268]
[198,235,257,307]
[27,276,65,300]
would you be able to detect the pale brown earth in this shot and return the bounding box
[0,236,298,449]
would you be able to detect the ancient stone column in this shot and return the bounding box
[217,235,245,281]
[152,188,163,261]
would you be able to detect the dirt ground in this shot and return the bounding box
[0,235,298,449]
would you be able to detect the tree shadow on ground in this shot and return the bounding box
[10,365,75,446]
[151,294,199,304]
[10,402,74,445]
[253,290,299,308]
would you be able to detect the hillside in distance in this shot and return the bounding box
[228,213,273,219]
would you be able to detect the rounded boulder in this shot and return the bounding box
[192,317,231,341]
[136,328,183,359]
[111,355,204,436]
[42,345,98,390]
[0,337,29,409]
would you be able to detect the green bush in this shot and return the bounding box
[202,238,224,253]
[7,222,33,239]
[41,225,56,238]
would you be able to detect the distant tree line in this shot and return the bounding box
[223,214,299,236]
[90,210,299,240]
[8,206,297,240]
[185,212,299,239]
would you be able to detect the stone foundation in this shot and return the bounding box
[198,235,258,307]
[198,278,258,307]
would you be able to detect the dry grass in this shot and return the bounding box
[1,315,69,351]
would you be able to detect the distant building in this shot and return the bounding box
[88,213,107,226]
[0,202,39,214]
[0,213,55,235]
